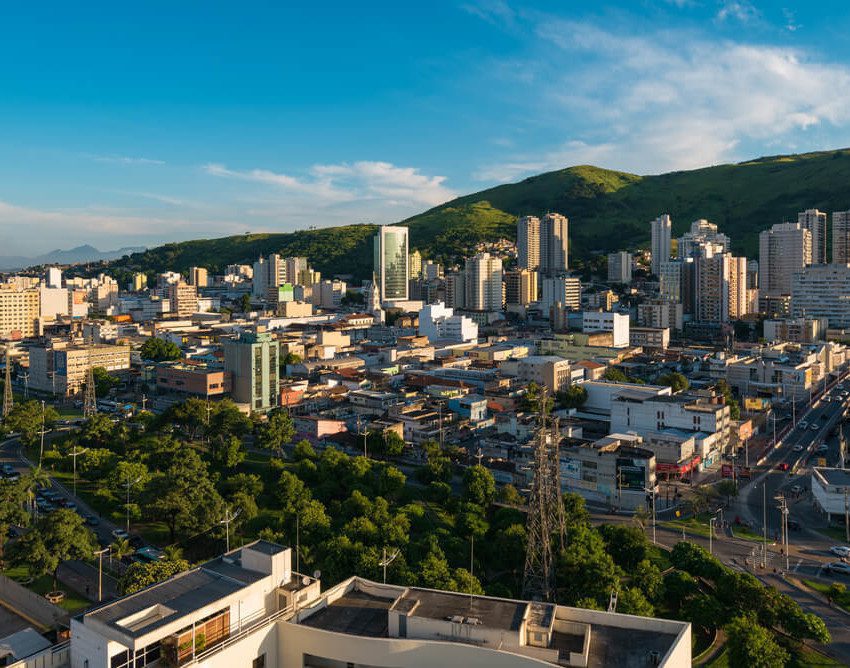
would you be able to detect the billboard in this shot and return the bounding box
[617,457,646,490]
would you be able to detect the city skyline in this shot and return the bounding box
[4,2,850,254]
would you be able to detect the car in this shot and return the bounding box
[811,423,820,430]
[790,484,804,495]
[4,471,20,482]
[792,444,804,452]
[830,546,850,558]
[798,421,809,430]
[817,444,829,453]
[82,514,100,527]
[1,464,14,476]
[111,528,129,541]
[826,561,850,575]
[778,462,790,471]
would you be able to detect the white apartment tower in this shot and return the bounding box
[677,219,730,259]
[798,208,827,265]
[516,215,541,270]
[464,252,503,311]
[759,222,811,297]
[650,214,672,275]
[833,211,850,265]
[607,251,632,283]
[792,264,850,328]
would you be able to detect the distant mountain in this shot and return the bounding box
[0,244,146,272]
[104,148,850,281]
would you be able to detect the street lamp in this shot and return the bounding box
[67,446,88,497]
[709,516,715,555]
[124,474,142,535]
[644,485,657,545]
[94,547,109,601]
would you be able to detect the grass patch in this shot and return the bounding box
[704,647,729,667]
[730,524,765,542]
[662,513,714,538]
[802,579,850,613]
[814,525,850,543]
[784,640,843,667]
[2,565,90,614]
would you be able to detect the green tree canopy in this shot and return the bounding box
[657,372,690,393]
[121,558,189,594]
[258,410,295,456]
[725,615,789,668]
[92,366,120,398]
[556,384,588,409]
[463,465,496,508]
[4,401,59,448]
[139,337,182,362]
[12,509,96,587]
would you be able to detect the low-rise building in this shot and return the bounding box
[582,311,629,348]
[763,317,828,343]
[629,326,670,351]
[29,341,131,396]
[156,363,232,397]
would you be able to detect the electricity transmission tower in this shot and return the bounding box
[2,348,13,419]
[522,389,566,602]
[83,353,97,418]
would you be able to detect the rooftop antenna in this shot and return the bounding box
[379,547,400,584]
[220,507,242,553]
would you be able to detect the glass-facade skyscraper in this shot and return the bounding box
[374,225,409,302]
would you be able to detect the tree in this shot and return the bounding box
[828,582,846,605]
[257,410,295,457]
[725,616,789,668]
[381,431,406,458]
[139,337,182,362]
[556,524,620,606]
[670,542,725,582]
[277,471,311,511]
[209,435,245,470]
[716,479,738,506]
[599,525,648,572]
[556,384,588,409]
[715,380,741,420]
[121,559,189,594]
[111,537,134,564]
[562,493,590,528]
[603,367,628,382]
[92,366,120,398]
[631,559,664,602]
[497,484,524,506]
[521,382,554,413]
[282,351,302,366]
[80,413,117,449]
[108,460,151,499]
[142,446,225,542]
[617,587,654,617]
[4,401,59,448]
[240,294,252,313]
[658,372,690,394]
[12,509,96,588]
[0,479,29,568]
[293,439,316,461]
[463,465,496,507]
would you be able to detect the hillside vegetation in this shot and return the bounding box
[107,148,850,281]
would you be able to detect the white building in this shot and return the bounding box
[39,286,69,322]
[760,222,811,298]
[55,538,692,668]
[791,263,850,328]
[799,208,828,265]
[677,219,729,260]
[650,214,672,276]
[607,251,632,283]
[637,300,683,331]
[812,468,850,521]
[46,267,63,289]
[464,252,503,311]
[516,215,541,270]
[418,302,478,343]
[541,275,581,311]
[582,311,629,348]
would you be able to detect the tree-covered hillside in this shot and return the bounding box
[104,148,850,281]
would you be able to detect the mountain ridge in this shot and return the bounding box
[0,244,147,272]
[74,147,850,280]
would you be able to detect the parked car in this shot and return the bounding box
[790,485,804,495]
[1,463,14,476]
[82,514,100,527]
[787,519,801,531]
[826,561,850,575]
[792,444,804,452]
[111,528,129,541]
[811,423,820,431]
[830,546,850,559]
[778,462,790,471]
[798,421,809,430]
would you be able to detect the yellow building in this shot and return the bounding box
[0,285,40,339]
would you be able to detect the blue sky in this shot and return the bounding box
[3,0,850,255]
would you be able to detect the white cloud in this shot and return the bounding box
[204,160,456,209]
[716,1,759,23]
[86,154,166,166]
[474,16,850,179]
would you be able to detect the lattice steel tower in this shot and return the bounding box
[2,348,12,419]
[522,390,566,602]
[83,353,97,418]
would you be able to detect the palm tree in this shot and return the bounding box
[23,466,50,518]
[162,545,184,563]
[110,537,133,572]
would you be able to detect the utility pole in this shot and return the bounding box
[709,516,714,555]
[20,372,28,398]
[140,394,148,412]
[38,400,47,466]
[646,486,657,544]
[379,546,400,584]
[83,354,97,419]
[68,446,88,497]
[762,482,768,569]
[356,416,368,458]
[777,495,789,572]
[220,507,241,553]
[845,488,849,544]
[124,474,142,534]
[2,348,13,419]
[94,547,109,602]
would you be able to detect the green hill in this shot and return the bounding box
[106,148,850,281]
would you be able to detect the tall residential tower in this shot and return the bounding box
[373,225,409,303]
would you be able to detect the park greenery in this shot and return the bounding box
[1,394,833,664]
[139,337,183,362]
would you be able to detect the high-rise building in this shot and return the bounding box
[516,215,541,270]
[833,211,850,265]
[168,282,199,318]
[798,209,827,265]
[504,269,538,305]
[759,222,811,297]
[423,260,443,281]
[727,255,749,319]
[46,267,62,288]
[677,219,729,259]
[374,226,409,302]
[408,250,423,279]
[131,273,148,292]
[189,267,209,288]
[224,331,279,411]
[541,213,569,275]
[791,264,850,327]
[693,253,748,324]
[541,275,581,311]
[253,254,284,297]
[444,271,465,309]
[650,214,672,275]
[0,284,40,340]
[282,257,317,286]
[607,251,632,283]
[464,253,503,311]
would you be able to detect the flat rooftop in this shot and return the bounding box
[300,590,393,637]
[815,467,850,486]
[397,588,527,631]
[584,624,679,668]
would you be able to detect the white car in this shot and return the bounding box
[811,423,820,430]
[792,444,804,452]
[111,529,129,541]
[798,421,809,430]
[830,546,850,559]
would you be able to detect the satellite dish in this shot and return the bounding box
[301,575,310,586]
[313,570,322,581]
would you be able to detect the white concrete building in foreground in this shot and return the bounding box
[32,539,690,668]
